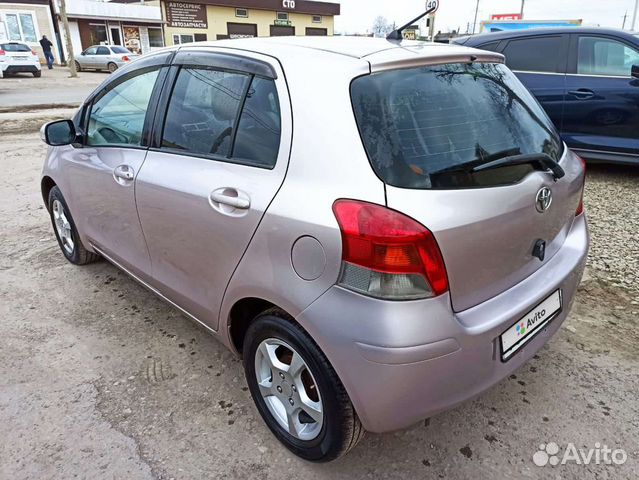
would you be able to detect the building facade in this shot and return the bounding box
[159,0,340,45]
[53,0,164,60]
[0,0,60,65]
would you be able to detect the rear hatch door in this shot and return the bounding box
[351,59,584,312]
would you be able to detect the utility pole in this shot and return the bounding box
[632,0,638,31]
[472,0,480,34]
[59,0,77,78]
[520,0,525,18]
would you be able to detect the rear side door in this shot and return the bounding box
[499,34,570,131]
[135,49,291,330]
[95,46,111,70]
[563,34,639,159]
[63,54,171,278]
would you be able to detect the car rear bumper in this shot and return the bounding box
[1,64,40,74]
[297,214,588,433]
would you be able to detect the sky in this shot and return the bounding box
[334,0,639,35]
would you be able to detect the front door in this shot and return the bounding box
[66,66,165,277]
[563,34,639,158]
[110,26,122,46]
[135,51,289,330]
[81,46,98,69]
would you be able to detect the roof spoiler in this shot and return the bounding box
[386,6,437,41]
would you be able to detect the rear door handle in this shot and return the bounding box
[568,89,595,100]
[210,188,250,210]
[113,164,135,183]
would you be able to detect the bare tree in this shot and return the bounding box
[371,16,391,38]
[59,0,77,78]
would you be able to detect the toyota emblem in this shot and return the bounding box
[535,187,553,213]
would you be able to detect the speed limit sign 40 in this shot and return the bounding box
[426,0,439,13]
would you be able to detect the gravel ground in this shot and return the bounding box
[0,130,638,479]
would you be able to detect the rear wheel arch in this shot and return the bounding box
[228,297,289,356]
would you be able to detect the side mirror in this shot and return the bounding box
[40,119,77,146]
[81,51,86,56]
[632,65,639,79]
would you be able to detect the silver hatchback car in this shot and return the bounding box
[41,37,588,462]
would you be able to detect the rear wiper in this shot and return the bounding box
[471,153,565,181]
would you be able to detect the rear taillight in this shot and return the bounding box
[575,154,586,216]
[122,55,130,61]
[0,49,5,56]
[31,49,37,56]
[332,199,449,300]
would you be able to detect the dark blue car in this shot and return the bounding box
[454,28,639,164]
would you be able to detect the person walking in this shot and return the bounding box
[39,35,54,69]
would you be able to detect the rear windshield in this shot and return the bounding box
[111,46,130,54]
[351,62,563,189]
[1,43,30,52]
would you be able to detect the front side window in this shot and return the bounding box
[84,47,97,55]
[87,69,160,146]
[161,68,249,157]
[351,63,563,189]
[578,36,639,76]
[502,36,563,73]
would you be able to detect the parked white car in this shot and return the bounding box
[0,42,42,78]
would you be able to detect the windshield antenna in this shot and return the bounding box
[386,6,438,41]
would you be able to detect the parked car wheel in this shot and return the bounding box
[48,186,100,265]
[74,60,81,72]
[243,311,364,462]
[32,70,41,78]
[107,62,118,73]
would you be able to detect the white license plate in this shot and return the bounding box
[500,290,562,361]
[14,56,29,61]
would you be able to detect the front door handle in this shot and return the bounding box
[113,164,135,184]
[568,89,595,100]
[210,188,251,211]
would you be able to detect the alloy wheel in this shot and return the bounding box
[52,199,74,255]
[254,338,324,441]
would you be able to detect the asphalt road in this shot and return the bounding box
[0,69,105,109]
[1,129,638,479]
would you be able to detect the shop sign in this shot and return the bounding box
[166,2,208,29]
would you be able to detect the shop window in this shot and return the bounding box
[194,33,207,42]
[148,27,164,48]
[235,8,248,18]
[89,24,108,45]
[172,34,194,45]
[276,12,289,21]
[4,13,38,43]
[312,15,322,23]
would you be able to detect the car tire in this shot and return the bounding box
[107,62,118,73]
[74,61,81,72]
[48,186,100,265]
[243,310,364,462]
[32,70,41,78]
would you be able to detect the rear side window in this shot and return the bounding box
[478,41,500,52]
[97,46,110,55]
[161,68,281,167]
[351,63,563,189]
[1,43,30,52]
[502,36,562,73]
[162,68,249,157]
[233,77,281,167]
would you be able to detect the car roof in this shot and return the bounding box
[184,36,504,71]
[456,27,639,46]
